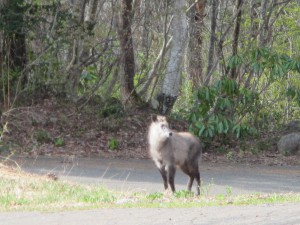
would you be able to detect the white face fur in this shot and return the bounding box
[151,115,173,141]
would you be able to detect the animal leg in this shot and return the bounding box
[179,163,193,192]
[158,167,168,190]
[181,162,199,194]
[166,165,176,193]
[187,175,194,192]
[155,160,168,190]
[195,171,201,195]
[189,162,201,195]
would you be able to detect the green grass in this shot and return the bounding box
[0,167,300,211]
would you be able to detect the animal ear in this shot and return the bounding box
[157,115,166,122]
[151,114,158,122]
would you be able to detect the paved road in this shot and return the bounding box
[1,203,300,225]
[2,156,300,225]
[10,156,300,195]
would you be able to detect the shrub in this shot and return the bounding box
[33,130,52,144]
[108,138,119,150]
[189,78,257,144]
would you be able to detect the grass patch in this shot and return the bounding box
[0,164,300,211]
[0,174,117,211]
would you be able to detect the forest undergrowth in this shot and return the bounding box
[0,97,299,166]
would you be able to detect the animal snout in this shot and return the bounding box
[169,132,173,136]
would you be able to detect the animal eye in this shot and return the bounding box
[161,124,169,130]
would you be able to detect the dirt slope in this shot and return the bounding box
[1,98,299,166]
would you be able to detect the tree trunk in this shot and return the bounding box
[141,0,151,54]
[65,0,88,99]
[258,0,268,47]
[139,37,172,98]
[186,0,206,89]
[250,0,259,39]
[65,0,104,100]
[230,0,243,79]
[2,0,27,72]
[118,0,140,105]
[87,0,99,25]
[157,0,188,115]
[205,0,218,83]
[1,0,27,93]
[81,0,100,60]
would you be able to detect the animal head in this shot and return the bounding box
[151,115,173,140]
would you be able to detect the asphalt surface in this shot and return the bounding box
[1,203,300,225]
[9,156,300,195]
[1,156,300,225]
